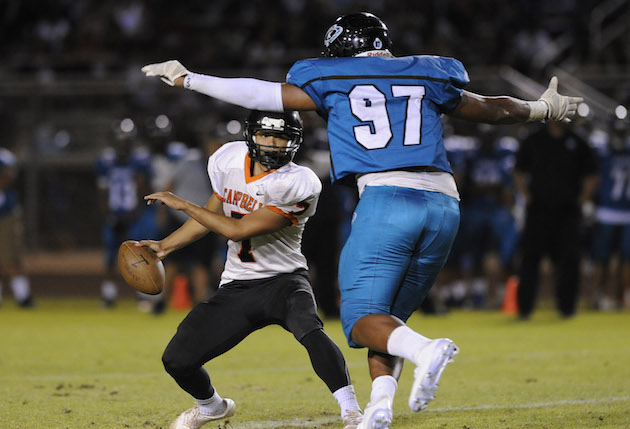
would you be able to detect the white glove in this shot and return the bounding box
[141,60,190,86]
[527,76,584,122]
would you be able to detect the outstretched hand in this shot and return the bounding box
[135,240,167,259]
[145,191,189,211]
[141,60,189,86]
[538,76,584,122]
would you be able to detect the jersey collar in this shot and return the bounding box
[355,50,394,58]
[244,154,276,183]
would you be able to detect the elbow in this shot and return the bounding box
[228,232,246,242]
[225,228,252,242]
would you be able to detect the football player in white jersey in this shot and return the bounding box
[138,110,362,429]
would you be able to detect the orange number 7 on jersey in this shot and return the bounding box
[230,211,256,263]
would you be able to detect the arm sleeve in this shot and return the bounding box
[184,73,284,112]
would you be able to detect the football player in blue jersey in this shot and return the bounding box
[142,12,583,428]
[96,122,156,308]
[0,147,34,308]
[590,118,630,311]
[459,127,520,308]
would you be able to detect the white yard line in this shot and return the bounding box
[225,396,630,428]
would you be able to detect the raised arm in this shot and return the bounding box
[142,60,317,112]
[450,77,583,124]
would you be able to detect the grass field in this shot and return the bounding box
[1,299,629,429]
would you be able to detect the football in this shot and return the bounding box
[117,240,165,295]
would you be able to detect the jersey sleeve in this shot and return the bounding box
[266,168,322,226]
[286,60,326,111]
[425,57,470,112]
[207,145,229,201]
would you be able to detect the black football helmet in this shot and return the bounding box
[322,12,392,57]
[244,111,303,170]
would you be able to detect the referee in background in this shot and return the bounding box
[513,120,599,319]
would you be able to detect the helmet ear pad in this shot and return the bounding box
[244,111,303,169]
[322,12,392,58]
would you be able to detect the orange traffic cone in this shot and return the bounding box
[501,275,519,315]
[170,274,193,310]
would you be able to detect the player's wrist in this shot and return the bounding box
[526,100,549,122]
[183,73,197,90]
[174,76,186,87]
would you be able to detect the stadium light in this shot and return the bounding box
[577,102,590,118]
[155,114,170,129]
[226,119,241,135]
[120,118,135,133]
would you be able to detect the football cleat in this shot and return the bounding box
[409,338,458,412]
[169,400,235,429]
[357,396,392,429]
[343,408,363,429]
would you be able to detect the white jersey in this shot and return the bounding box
[208,141,321,285]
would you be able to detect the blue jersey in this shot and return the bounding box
[96,148,152,214]
[595,144,630,211]
[287,55,469,183]
[468,137,518,190]
[0,148,18,216]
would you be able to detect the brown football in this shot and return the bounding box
[117,240,165,295]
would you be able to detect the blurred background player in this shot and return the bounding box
[514,120,599,319]
[0,146,34,308]
[589,117,630,311]
[139,110,362,429]
[96,119,156,308]
[152,135,226,315]
[457,125,520,308]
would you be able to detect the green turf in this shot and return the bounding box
[1,299,629,428]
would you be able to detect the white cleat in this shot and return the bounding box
[169,399,235,429]
[342,408,363,429]
[409,338,459,412]
[357,396,392,429]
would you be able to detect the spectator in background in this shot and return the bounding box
[590,118,630,311]
[96,121,155,308]
[152,136,226,315]
[514,121,599,319]
[0,147,34,308]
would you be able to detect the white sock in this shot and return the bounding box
[101,280,118,301]
[370,375,398,404]
[196,390,225,415]
[333,385,361,417]
[386,326,432,363]
[10,275,31,302]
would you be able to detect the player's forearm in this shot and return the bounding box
[181,201,245,242]
[450,92,530,124]
[513,170,531,203]
[160,217,209,255]
[183,73,284,112]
